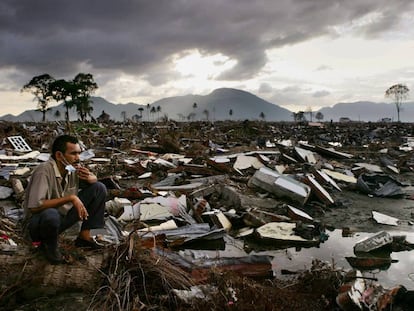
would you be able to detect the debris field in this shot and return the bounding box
[1,120,414,310]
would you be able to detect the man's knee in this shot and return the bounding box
[79,182,107,214]
[29,208,61,241]
[84,181,107,199]
[41,208,61,227]
[94,181,107,198]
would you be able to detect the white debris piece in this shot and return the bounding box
[354,231,393,252]
[0,186,13,199]
[80,149,95,161]
[7,136,32,152]
[372,211,399,226]
[0,150,40,161]
[233,155,264,170]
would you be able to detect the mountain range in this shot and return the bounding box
[1,88,412,122]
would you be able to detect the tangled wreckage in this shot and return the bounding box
[1,120,414,310]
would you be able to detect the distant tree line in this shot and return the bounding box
[21,73,98,123]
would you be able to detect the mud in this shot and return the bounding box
[322,182,414,233]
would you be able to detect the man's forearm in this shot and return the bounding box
[30,195,77,214]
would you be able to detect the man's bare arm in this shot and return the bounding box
[30,194,86,219]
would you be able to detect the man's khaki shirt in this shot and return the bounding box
[24,158,79,216]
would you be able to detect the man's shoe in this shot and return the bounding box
[41,243,63,264]
[74,237,104,250]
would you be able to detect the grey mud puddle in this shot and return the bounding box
[252,229,414,290]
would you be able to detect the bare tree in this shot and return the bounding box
[21,74,55,122]
[72,73,98,122]
[385,84,410,122]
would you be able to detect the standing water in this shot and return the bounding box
[253,229,414,289]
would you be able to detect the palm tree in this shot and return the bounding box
[156,106,161,121]
[146,103,150,122]
[187,112,196,121]
[306,106,313,122]
[54,109,61,119]
[192,102,197,121]
[49,79,73,123]
[259,112,265,121]
[203,109,210,121]
[177,113,185,121]
[150,106,156,121]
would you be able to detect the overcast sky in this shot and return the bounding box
[1,0,414,116]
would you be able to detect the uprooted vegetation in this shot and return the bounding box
[0,233,343,311]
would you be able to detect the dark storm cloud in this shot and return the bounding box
[1,0,413,84]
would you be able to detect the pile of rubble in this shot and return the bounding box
[1,120,414,310]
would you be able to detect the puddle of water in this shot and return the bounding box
[182,229,414,290]
[251,229,414,290]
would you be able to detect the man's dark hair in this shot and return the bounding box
[51,135,79,159]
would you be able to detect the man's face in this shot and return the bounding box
[59,142,81,165]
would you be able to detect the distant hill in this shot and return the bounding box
[150,88,292,121]
[1,88,413,122]
[318,101,414,122]
[0,88,293,122]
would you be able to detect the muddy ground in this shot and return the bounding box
[325,189,414,233]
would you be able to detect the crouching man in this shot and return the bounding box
[24,135,107,264]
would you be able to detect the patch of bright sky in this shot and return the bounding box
[99,74,140,100]
[174,50,236,78]
[261,33,413,109]
[267,36,410,82]
[171,49,238,92]
[261,7,414,102]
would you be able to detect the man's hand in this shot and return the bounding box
[72,196,89,220]
[76,166,97,183]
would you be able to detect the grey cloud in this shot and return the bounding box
[1,0,413,87]
[313,90,330,98]
[282,85,303,93]
[315,65,332,71]
[356,0,414,37]
[258,83,273,93]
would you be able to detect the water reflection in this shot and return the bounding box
[251,229,414,289]
[182,230,414,289]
